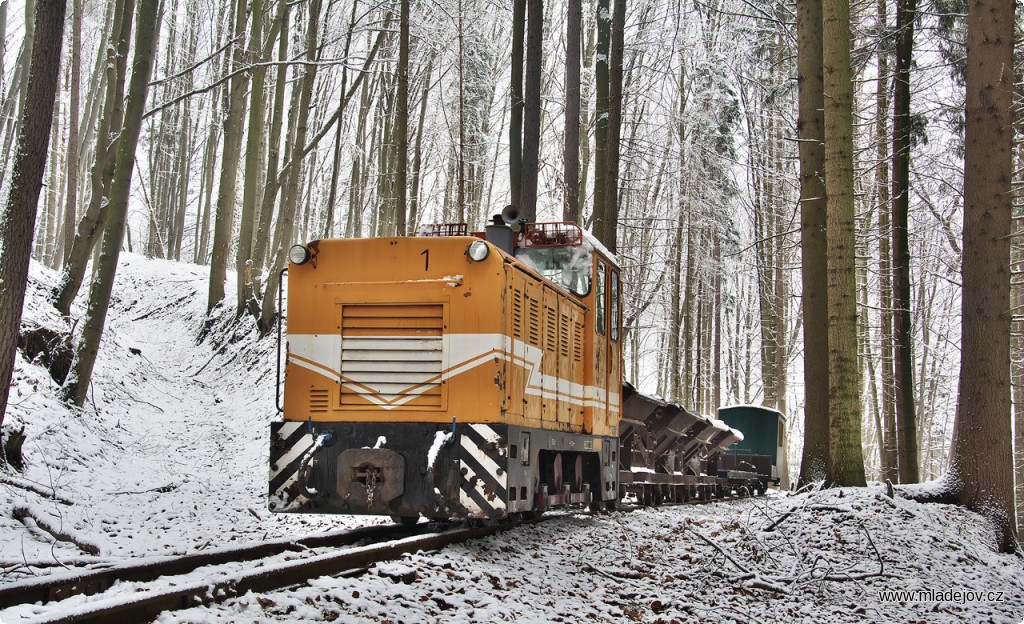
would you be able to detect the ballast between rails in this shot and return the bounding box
[4,496,757,624]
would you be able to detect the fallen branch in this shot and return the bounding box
[108,483,179,495]
[764,509,796,532]
[683,521,750,574]
[13,507,101,555]
[0,476,75,505]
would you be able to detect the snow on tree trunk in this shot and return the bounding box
[0,0,67,432]
[822,0,866,487]
[949,0,1017,553]
[62,0,161,407]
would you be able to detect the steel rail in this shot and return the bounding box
[24,524,507,624]
[0,522,418,609]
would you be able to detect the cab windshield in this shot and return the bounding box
[515,245,592,296]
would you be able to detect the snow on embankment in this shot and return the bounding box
[164,487,1024,624]
[0,255,373,576]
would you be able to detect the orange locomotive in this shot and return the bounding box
[268,215,623,521]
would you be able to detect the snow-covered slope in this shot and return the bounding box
[1,255,379,571]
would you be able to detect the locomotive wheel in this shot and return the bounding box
[390,515,419,527]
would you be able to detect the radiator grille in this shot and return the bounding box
[340,304,444,408]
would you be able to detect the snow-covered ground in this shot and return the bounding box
[1,255,1022,623]
[158,489,1024,624]
[1,256,379,569]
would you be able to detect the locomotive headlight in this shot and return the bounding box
[466,240,490,262]
[288,244,311,265]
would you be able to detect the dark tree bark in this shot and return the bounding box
[591,0,610,231]
[509,0,525,211]
[947,0,1017,553]
[395,0,410,234]
[562,0,581,223]
[796,0,829,485]
[408,58,433,231]
[520,0,542,222]
[0,0,66,431]
[63,0,160,407]
[875,0,898,483]
[822,0,865,486]
[597,0,624,252]
[891,0,919,483]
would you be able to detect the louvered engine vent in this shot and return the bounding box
[340,304,444,408]
[308,387,330,413]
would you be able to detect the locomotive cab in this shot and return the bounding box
[268,218,622,521]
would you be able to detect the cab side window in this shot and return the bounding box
[596,262,607,336]
[610,270,620,342]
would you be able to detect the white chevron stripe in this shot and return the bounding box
[461,431,503,480]
[270,437,314,483]
[288,333,620,413]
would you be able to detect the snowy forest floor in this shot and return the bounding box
[0,255,1022,623]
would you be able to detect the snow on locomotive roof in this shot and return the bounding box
[580,228,619,267]
[717,403,786,420]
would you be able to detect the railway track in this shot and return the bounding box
[1,492,758,624]
[0,519,519,624]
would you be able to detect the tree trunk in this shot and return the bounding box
[668,213,684,401]
[39,99,61,266]
[948,0,1017,553]
[682,223,697,405]
[509,0,525,211]
[562,0,581,223]
[395,0,409,234]
[52,0,134,316]
[822,0,866,487]
[0,0,67,431]
[235,0,265,316]
[252,0,291,274]
[408,59,432,231]
[519,0,542,222]
[577,12,595,217]
[0,0,36,183]
[1015,123,1024,542]
[597,0,624,252]
[876,0,898,482]
[63,0,159,406]
[258,0,323,335]
[713,233,721,410]
[796,0,829,485]
[323,0,359,239]
[891,0,919,483]
[0,1,6,106]
[207,0,249,312]
[591,0,610,231]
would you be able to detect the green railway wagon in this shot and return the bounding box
[715,405,786,488]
